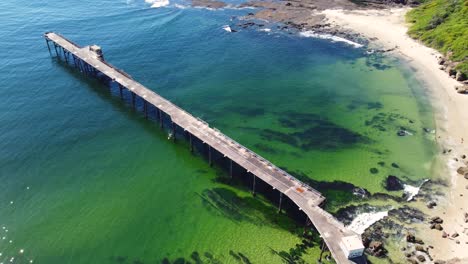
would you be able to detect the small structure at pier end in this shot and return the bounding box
[44,32,365,264]
[341,235,365,259]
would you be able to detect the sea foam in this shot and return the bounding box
[299,31,364,48]
[404,179,429,201]
[222,25,232,32]
[347,211,388,234]
[145,0,169,8]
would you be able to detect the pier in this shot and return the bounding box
[44,32,364,264]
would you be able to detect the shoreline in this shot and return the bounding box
[321,7,468,262]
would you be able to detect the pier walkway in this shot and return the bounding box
[44,32,363,264]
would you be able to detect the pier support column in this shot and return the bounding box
[208,146,212,167]
[252,174,256,196]
[144,101,148,119]
[189,133,193,153]
[62,48,68,63]
[45,39,51,54]
[72,54,77,67]
[131,92,136,109]
[229,159,233,178]
[278,192,283,213]
[159,109,163,128]
[76,59,84,72]
[303,217,310,235]
[53,43,59,57]
[119,84,123,99]
[171,122,176,142]
[318,239,326,263]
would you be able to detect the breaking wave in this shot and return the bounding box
[146,0,170,8]
[347,211,388,234]
[299,31,364,48]
[404,179,429,201]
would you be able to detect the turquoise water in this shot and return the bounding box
[0,0,435,263]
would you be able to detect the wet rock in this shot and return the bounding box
[430,216,443,224]
[427,201,437,208]
[448,67,457,76]
[456,240,460,244]
[442,231,448,238]
[462,154,466,159]
[352,187,370,198]
[456,71,467,81]
[397,130,407,136]
[386,175,404,191]
[408,258,419,264]
[434,224,443,231]
[457,166,468,175]
[417,255,426,262]
[464,213,468,223]
[367,240,386,257]
[451,232,459,238]
[456,85,468,94]
[390,206,425,223]
[414,238,424,244]
[406,233,416,242]
[415,245,425,252]
[434,260,447,264]
[438,57,445,65]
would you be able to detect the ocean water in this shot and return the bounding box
[0,0,436,263]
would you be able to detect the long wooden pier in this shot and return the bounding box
[44,32,364,264]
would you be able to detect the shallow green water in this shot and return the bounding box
[0,0,436,263]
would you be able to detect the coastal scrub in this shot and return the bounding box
[406,0,468,76]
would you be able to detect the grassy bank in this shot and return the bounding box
[406,0,468,77]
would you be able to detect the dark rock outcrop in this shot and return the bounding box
[385,175,404,191]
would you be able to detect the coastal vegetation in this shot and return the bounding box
[406,0,468,78]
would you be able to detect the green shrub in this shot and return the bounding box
[406,0,468,76]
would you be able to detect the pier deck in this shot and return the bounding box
[44,32,362,264]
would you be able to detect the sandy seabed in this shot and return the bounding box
[322,8,468,262]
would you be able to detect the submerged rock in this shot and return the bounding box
[397,130,407,136]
